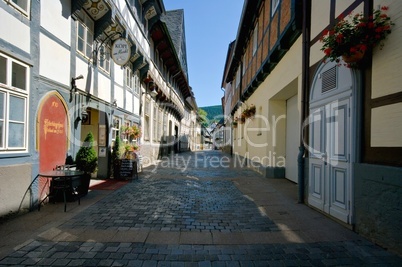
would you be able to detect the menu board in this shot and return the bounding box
[119,160,138,180]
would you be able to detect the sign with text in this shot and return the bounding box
[111,38,131,66]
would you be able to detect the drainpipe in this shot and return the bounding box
[298,0,311,204]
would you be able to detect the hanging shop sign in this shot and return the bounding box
[111,38,131,66]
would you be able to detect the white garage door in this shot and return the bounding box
[285,95,299,183]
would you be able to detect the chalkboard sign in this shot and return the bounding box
[119,159,138,180]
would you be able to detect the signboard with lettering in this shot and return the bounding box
[111,38,131,66]
[119,159,138,180]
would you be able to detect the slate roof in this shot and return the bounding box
[161,9,188,79]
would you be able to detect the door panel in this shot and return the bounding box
[309,98,351,223]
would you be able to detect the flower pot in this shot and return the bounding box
[342,50,365,63]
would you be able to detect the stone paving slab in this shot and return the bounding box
[0,239,401,266]
[61,179,278,233]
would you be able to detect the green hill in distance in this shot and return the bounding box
[199,105,223,123]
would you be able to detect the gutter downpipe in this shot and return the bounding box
[298,0,311,204]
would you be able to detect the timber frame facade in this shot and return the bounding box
[0,0,199,217]
[222,0,402,255]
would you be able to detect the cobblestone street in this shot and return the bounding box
[1,151,401,266]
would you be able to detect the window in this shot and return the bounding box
[126,68,134,90]
[8,0,30,17]
[252,22,258,56]
[0,53,29,152]
[111,117,121,141]
[158,108,162,139]
[98,44,110,73]
[242,57,246,76]
[133,73,140,95]
[235,68,241,88]
[153,105,157,141]
[272,0,280,16]
[76,12,94,59]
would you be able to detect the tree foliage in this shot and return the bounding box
[198,108,209,128]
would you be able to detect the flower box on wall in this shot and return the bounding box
[320,6,394,68]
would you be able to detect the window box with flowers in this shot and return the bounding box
[320,6,394,68]
[242,104,256,119]
[121,125,142,141]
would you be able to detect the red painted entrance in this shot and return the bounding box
[37,93,69,200]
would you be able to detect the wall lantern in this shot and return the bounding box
[149,89,158,98]
[71,74,84,94]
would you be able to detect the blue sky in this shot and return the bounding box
[163,0,244,108]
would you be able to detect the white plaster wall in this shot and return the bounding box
[371,103,402,147]
[0,164,32,216]
[126,91,133,112]
[98,73,111,103]
[0,8,30,53]
[41,0,71,46]
[310,0,330,40]
[39,34,70,85]
[372,0,402,98]
[114,84,124,109]
[75,57,93,93]
[114,64,124,88]
[133,96,140,115]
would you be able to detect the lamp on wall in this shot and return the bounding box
[149,89,158,98]
[71,75,84,94]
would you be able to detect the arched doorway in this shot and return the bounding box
[307,60,359,224]
[36,92,69,200]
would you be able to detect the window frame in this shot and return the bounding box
[252,22,258,56]
[76,12,94,60]
[0,53,29,153]
[271,0,280,16]
[98,43,110,74]
[125,67,134,91]
[8,0,30,18]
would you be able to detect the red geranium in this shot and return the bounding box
[320,7,394,64]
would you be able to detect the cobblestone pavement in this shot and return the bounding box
[1,150,401,266]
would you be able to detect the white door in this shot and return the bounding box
[286,95,299,183]
[308,62,354,224]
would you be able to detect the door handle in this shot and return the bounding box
[321,152,328,165]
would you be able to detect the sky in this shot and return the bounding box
[163,0,244,108]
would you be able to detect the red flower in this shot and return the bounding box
[324,48,332,56]
[381,6,389,11]
[358,44,368,51]
[336,34,344,43]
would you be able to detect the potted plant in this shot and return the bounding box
[320,6,394,67]
[75,132,98,195]
[123,143,139,160]
[111,135,122,179]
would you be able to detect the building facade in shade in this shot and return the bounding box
[0,0,199,216]
[222,0,402,255]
